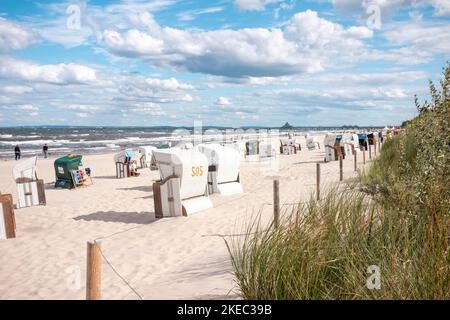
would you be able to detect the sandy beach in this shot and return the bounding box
[0,136,366,300]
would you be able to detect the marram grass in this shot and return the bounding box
[226,64,450,300]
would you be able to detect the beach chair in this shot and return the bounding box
[324,134,339,162]
[138,146,156,169]
[357,134,368,150]
[13,156,37,181]
[198,144,243,196]
[279,138,298,155]
[0,194,16,240]
[341,134,354,156]
[352,134,360,150]
[12,156,46,208]
[114,149,136,178]
[258,140,277,159]
[152,148,213,217]
[306,137,320,150]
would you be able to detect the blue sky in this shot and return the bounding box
[0,0,449,127]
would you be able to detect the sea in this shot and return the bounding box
[0,126,286,159]
[0,125,377,159]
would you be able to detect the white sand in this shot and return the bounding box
[0,136,368,299]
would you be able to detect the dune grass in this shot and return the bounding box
[226,64,450,300]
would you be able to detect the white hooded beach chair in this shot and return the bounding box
[152,148,213,217]
[352,134,360,150]
[114,149,136,178]
[306,137,320,150]
[279,138,298,155]
[13,156,37,181]
[323,134,339,162]
[12,156,46,209]
[341,134,354,157]
[198,144,243,196]
[138,146,157,169]
[258,140,277,159]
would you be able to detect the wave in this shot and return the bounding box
[69,133,90,137]
[0,139,71,146]
[14,135,41,139]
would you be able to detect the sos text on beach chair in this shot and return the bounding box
[0,194,16,240]
[152,149,213,218]
[198,144,244,196]
[13,156,46,208]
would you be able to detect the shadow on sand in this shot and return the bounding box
[90,175,117,180]
[74,211,155,224]
[117,185,153,192]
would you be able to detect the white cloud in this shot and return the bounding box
[216,97,231,106]
[145,77,194,91]
[0,86,33,94]
[235,0,280,11]
[429,0,450,16]
[127,102,165,116]
[66,104,101,111]
[17,104,39,111]
[296,71,428,86]
[284,10,372,50]
[0,56,97,84]
[75,112,88,118]
[0,18,38,51]
[116,75,195,103]
[22,1,177,48]
[102,29,164,56]
[206,75,293,88]
[383,19,450,56]
[0,96,12,104]
[101,10,373,78]
[177,7,225,22]
[329,0,450,18]
[255,87,411,101]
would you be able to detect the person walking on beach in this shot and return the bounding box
[43,144,48,158]
[14,145,21,160]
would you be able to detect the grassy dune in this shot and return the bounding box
[226,65,450,300]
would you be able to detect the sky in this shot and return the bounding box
[0,0,449,127]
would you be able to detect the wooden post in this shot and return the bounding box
[86,240,102,300]
[354,151,357,172]
[378,139,381,152]
[316,163,320,201]
[273,180,280,228]
[363,147,366,165]
[374,141,377,156]
[339,156,343,181]
[368,143,372,160]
